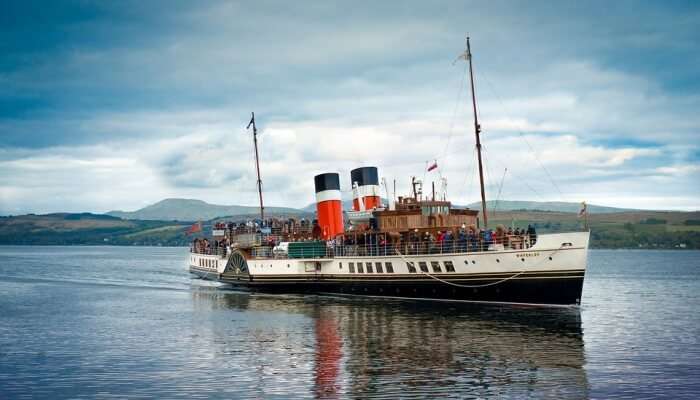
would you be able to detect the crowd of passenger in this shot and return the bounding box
[192,216,538,258]
[191,237,230,256]
[330,224,537,256]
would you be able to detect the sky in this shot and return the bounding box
[1,0,699,215]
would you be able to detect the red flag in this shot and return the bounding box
[186,221,202,235]
[427,161,438,172]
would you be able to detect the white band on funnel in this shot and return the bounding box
[353,184,381,199]
[316,189,342,203]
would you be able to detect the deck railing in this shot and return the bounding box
[192,235,537,259]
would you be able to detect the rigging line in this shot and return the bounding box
[484,149,545,201]
[494,167,508,217]
[482,147,548,202]
[481,145,497,198]
[476,69,566,201]
[459,147,475,201]
[440,62,469,160]
[459,147,477,204]
[467,147,478,204]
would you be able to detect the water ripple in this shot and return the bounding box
[0,247,699,399]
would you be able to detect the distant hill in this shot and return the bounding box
[303,199,633,214]
[463,200,634,214]
[0,212,188,246]
[107,198,304,221]
[1,209,698,248]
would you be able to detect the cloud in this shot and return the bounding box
[1,1,699,214]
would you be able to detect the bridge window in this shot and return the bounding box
[444,261,455,272]
[431,261,442,273]
[357,262,364,273]
[385,262,394,273]
[419,262,429,273]
[375,262,383,273]
[349,262,355,273]
[366,262,373,273]
[406,262,417,273]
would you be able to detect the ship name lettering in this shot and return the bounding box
[516,252,540,257]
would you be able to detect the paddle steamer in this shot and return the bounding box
[188,38,589,306]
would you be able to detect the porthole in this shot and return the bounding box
[496,259,500,263]
[549,257,553,261]
[521,258,525,262]
[472,260,476,264]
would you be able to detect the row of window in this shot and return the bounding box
[406,261,456,273]
[342,260,456,274]
[345,261,395,274]
[196,258,217,269]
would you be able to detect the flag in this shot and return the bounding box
[427,161,438,172]
[578,202,587,218]
[186,221,202,235]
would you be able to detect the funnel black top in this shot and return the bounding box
[350,167,378,186]
[314,173,340,193]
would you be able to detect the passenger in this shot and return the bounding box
[422,232,431,254]
[436,231,444,253]
[444,230,454,253]
[527,224,537,246]
[484,229,493,250]
[466,228,476,252]
[379,234,387,256]
[493,225,506,244]
[457,229,467,252]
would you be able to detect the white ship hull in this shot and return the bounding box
[190,231,589,306]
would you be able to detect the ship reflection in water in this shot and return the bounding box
[191,289,588,399]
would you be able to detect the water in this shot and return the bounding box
[0,247,698,399]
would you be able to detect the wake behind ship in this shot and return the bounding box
[188,38,589,306]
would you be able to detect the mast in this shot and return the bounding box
[466,37,488,228]
[246,112,265,221]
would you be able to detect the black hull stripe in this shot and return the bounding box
[207,275,585,305]
[243,269,585,279]
[245,276,584,283]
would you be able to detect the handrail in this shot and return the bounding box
[192,234,538,259]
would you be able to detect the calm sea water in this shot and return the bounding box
[0,247,698,399]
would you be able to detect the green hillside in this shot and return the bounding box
[1,209,698,249]
[0,213,190,246]
[489,210,700,249]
